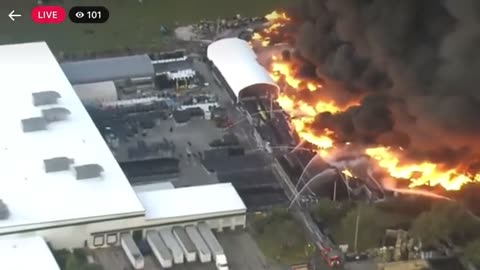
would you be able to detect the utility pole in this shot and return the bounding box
[354,207,361,253]
[333,179,337,201]
[269,93,273,119]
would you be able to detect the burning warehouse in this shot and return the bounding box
[207,38,280,103]
[207,38,298,147]
[247,1,480,198]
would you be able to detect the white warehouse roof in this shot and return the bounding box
[137,183,246,223]
[207,38,279,100]
[73,81,118,105]
[0,236,60,270]
[0,42,145,234]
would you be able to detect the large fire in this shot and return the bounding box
[250,11,290,47]
[253,11,480,191]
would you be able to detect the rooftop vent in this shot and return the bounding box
[21,117,47,132]
[44,157,74,173]
[74,164,104,180]
[32,91,61,106]
[42,107,71,122]
[0,200,9,220]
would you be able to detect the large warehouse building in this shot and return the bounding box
[207,38,279,102]
[0,42,246,267]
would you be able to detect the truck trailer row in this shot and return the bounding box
[121,223,229,269]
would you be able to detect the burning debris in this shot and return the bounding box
[251,1,480,191]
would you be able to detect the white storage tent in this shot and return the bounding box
[207,38,279,101]
[73,81,118,105]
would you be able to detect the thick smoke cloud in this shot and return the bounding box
[287,0,480,167]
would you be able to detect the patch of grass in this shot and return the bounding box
[333,203,410,252]
[249,210,314,265]
[1,0,289,53]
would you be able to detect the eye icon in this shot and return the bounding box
[75,11,84,18]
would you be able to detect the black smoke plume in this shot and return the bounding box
[285,0,480,168]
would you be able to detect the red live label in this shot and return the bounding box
[31,6,66,24]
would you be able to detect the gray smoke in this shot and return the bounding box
[286,0,480,168]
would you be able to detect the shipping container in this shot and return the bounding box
[172,226,197,262]
[120,233,144,269]
[198,223,229,270]
[159,228,184,264]
[146,230,173,268]
[185,225,212,263]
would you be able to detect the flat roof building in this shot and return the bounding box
[61,55,154,84]
[136,183,246,224]
[0,236,60,270]
[0,42,247,254]
[0,42,145,235]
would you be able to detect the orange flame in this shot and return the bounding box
[366,147,478,191]
[250,11,291,47]
[342,169,354,178]
[265,10,290,21]
[255,22,480,191]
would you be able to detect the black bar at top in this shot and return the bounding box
[69,6,109,24]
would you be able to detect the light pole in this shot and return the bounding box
[333,179,337,201]
[353,206,361,254]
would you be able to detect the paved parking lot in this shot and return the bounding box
[93,231,287,270]
[115,117,224,187]
[94,246,216,270]
[217,231,287,270]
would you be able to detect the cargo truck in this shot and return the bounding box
[198,223,229,270]
[146,230,173,268]
[120,233,145,269]
[172,226,197,262]
[185,225,212,263]
[159,228,185,264]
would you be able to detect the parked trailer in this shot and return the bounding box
[120,233,145,269]
[197,223,229,270]
[185,225,212,263]
[172,226,197,262]
[159,228,184,264]
[146,230,173,268]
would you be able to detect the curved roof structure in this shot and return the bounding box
[207,38,279,100]
[72,81,118,105]
[61,55,154,84]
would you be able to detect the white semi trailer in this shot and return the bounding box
[185,225,212,263]
[172,226,197,262]
[146,230,173,268]
[198,223,229,270]
[159,227,185,264]
[120,233,144,269]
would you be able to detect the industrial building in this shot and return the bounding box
[61,54,155,85]
[0,236,60,270]
[72,80,118,105]
[207,38,279,102]
[0,42,247,268]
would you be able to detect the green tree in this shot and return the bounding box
[464,239,480,267]
[81,264,104,270]
[252,209,314,264]
[410,201,480,246]
[310,198,353,226]
[52,249,71,269]
[63,250,103,270]
[335,204,408,251]
[65,253,84,270]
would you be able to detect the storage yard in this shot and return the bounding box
[94,230,280,270]
[0,16,302,270]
